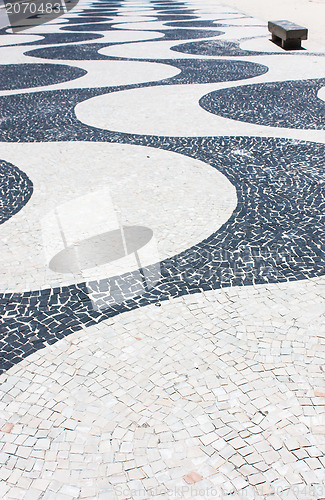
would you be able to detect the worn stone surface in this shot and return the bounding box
[1,282,325,498]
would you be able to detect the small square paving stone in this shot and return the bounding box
[127,468,147,481]
[1,422,14,433]
[183,471,203,484]
[248,473,267,486]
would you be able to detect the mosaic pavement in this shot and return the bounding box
[0,0,324,498]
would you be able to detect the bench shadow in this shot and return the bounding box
[270,37,307,51]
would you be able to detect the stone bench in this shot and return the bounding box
[268,20,308,49]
